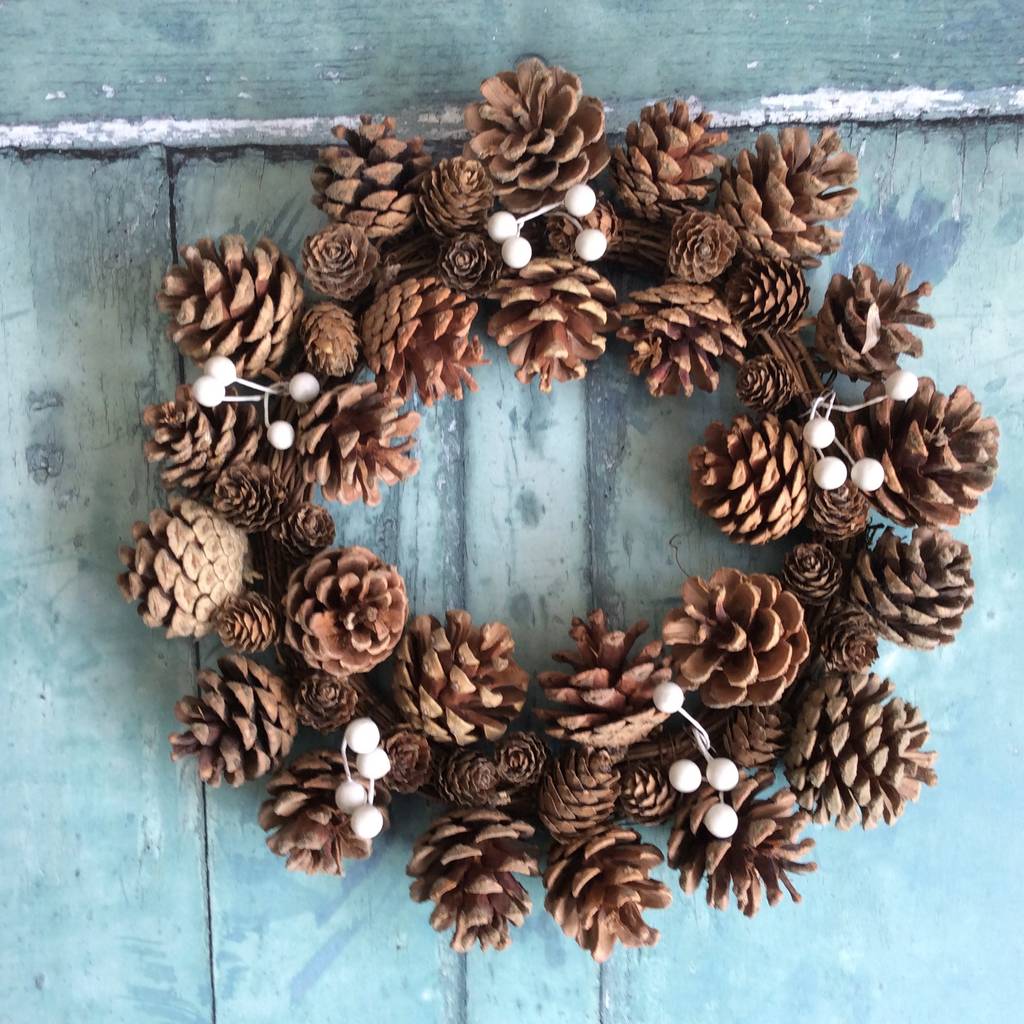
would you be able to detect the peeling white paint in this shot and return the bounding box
[43,91,67,102]
[100,85,115,99]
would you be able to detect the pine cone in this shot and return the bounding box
[722,705,790,770]
[259,749,389,874]
[117,498,248,639]
[383,726,433,793]
[418,157,494,238]
[689,414,811,544]
[785,672,938,829]
[214,591,280,652]
[782,542,842,606]
[544,826,671,962]
[437,234,500,297]
[495,733,548,787]
[716,127,858,267]
[544,199,621,257]
[464,58,609,214]
[156,236,302,375]
[819,605,878,674]
[302,223,380,301]
[143,384,260,496]
[300,302,361,378]
[283,545,408,676]
[293,673,360,732]
[851,526,974,649]
[537,609,672,747]
[312,115,432,239]
[724,254,809,333]
[212,463,287,531]
[815,263,934,380]
[360,276,484,403]
[408,808,539,952]
[538,747,621,841]
[296,381,420,505]
[807,480,869,540]
[268,502,336,559]
[667,209,739,283]
[392,611,528,745]
[736,354,795,414]
[170,656,296,786]
[668,770,816,916]
[611,100,728,220]
[846,377,999,528]
[437,749,503,807]
[662,569,810,707]
[488,258,619,391]
[617,763,677,824]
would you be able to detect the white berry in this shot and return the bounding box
[703,801,739,839]
[191,375,226,408]
[851,457,885,492]
[350,803,384,840]
[501,234,533,269]
[813,455,848,491]
[668,757,702,793]
[334,779,367,813]
[653,680,685,714]
[344,717,380,755]
[487,211,519,243]
[803,416,836,450]
[706,756,740,792]
[574,228,607,262]
[356,747,391,781]
[564,183,597,217]
[266,420,295,450]
[288,372,321,403]
[884,369,919,401]
[203,355,237,385]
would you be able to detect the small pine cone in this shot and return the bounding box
[716,127,858,267]
[392,611,528,746]
[143,384,260,496]
[538,747,621,841]
[117,497,248,639]
[361,276,484,404]
[156,235,302,375]
[617,282,746,398]
[785,672,938,829]
[815,263,933,380]
[437,234,500,297]
[215,591,280,652]
[300,302,361,378]
[464,58,609,214]
[724,254,809,333]
[495,733,549,788]
[807,480,869,540]
[537,609,672,748]
[418,157,494,238]
[617,764,677,824]
[666,209,739,284]
[437,749,503,807]
[269,502,336,559]
[846,377,999,528]
[851,527,974,650]
[259,749,389,875]
[722,705,791,770]
[689,414,812,544]
[662,569,810,707]
[170,655,296,786]
[544,826,671,962]
[819,605,878,674]
[312,115,432,240]
[782,542,843,607]
[212,463,288,531]
[544,199,621,257]
[488,258,619,391]
[296,381,420,506]
[408,808,539,952]
[736,354,795,414]
[302,223,380,301]
[383,726,433,793]
[668,770,817,916]
[284,545,408,676]
[293,673,361,732]
[611,100,728,220]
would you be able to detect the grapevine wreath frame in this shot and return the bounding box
[117,58,1000,961]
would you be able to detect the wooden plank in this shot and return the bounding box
[0,150,212,1023]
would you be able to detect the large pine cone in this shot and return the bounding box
[259,749,389,875]
[668,771,816,916]
[296,381,420,506]
[611,100,728,220]
[807,480,869,540]
[418,157,494,238]
[156,236,302,375]
[544,826,671,962]
[537,609,671,747]
[392,611,528,745]
[408,808,539,952]
[815,263,933,380]
[169,656,295,786]
[846,377,999,527]
[617,763,677,824]
[724,254,809,333]
[117,497,248,638]
[360,276,484,404]
[617,282,746,398]
[312,115,432,239]
[666,209,739,283]
[283,546,408,676]
[785,672,938,829]
[689,414,812,544]
[464,57,609,214]
[538,747,621,841]
[722,705,791,770]
[662,569,810,707]
[716,127,858,267]
[302,223,380,302]
[488,258,619,391]
[300,302,361,378]
[852,526,974,649]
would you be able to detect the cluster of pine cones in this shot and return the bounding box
[116,57,999,962]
